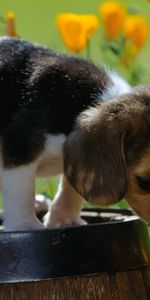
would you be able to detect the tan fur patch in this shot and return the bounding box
[126,147,150,223]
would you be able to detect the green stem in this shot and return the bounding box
[86,39,91,60]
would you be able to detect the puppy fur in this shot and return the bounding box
[0,37,149,230]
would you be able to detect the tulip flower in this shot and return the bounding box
[99,1,126,39]
[81,15,99,38]
[56,13,99,53]
[123,15,149,49]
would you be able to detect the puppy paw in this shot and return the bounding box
[43,210,87,229]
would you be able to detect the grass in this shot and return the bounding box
[0,0,149,210]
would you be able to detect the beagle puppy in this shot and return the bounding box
[0,37,149,231]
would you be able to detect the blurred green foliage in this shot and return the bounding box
[0,0,149,84]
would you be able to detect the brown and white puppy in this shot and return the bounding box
[0,37,149,231]
[64,84,150,225]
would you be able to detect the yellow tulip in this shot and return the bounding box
[56,13,99,53]
[5,11,17,37]
[123,15,149,49]
[81,15,99,37]
[99,1,126,39]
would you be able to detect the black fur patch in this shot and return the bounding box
[0,37,111,167]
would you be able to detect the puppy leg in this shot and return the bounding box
[2,164,44,231]
[44,175,86,228]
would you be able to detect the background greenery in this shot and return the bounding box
[1,0,150,79]
[0,0,150,209]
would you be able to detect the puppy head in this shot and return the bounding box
[124,84,150,223]
[63,84,150,223]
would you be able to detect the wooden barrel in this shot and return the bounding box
[0,208,150,300]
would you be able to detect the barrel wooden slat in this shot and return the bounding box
[0,267,150,300]
[142,267,150,298]
[115,270,148,300]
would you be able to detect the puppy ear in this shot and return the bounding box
[63,104,127,205]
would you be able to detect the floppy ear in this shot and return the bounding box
[63,103,127,205]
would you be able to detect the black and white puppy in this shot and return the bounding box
[1,36,150,231]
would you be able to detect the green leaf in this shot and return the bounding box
[102,41,121,56]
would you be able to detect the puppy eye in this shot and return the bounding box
[136,176,150,192]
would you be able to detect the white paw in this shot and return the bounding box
[4,217,45,231]
[43,210,87,229]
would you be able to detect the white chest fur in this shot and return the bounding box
[37,134,66,177]
[101,71,131,101]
